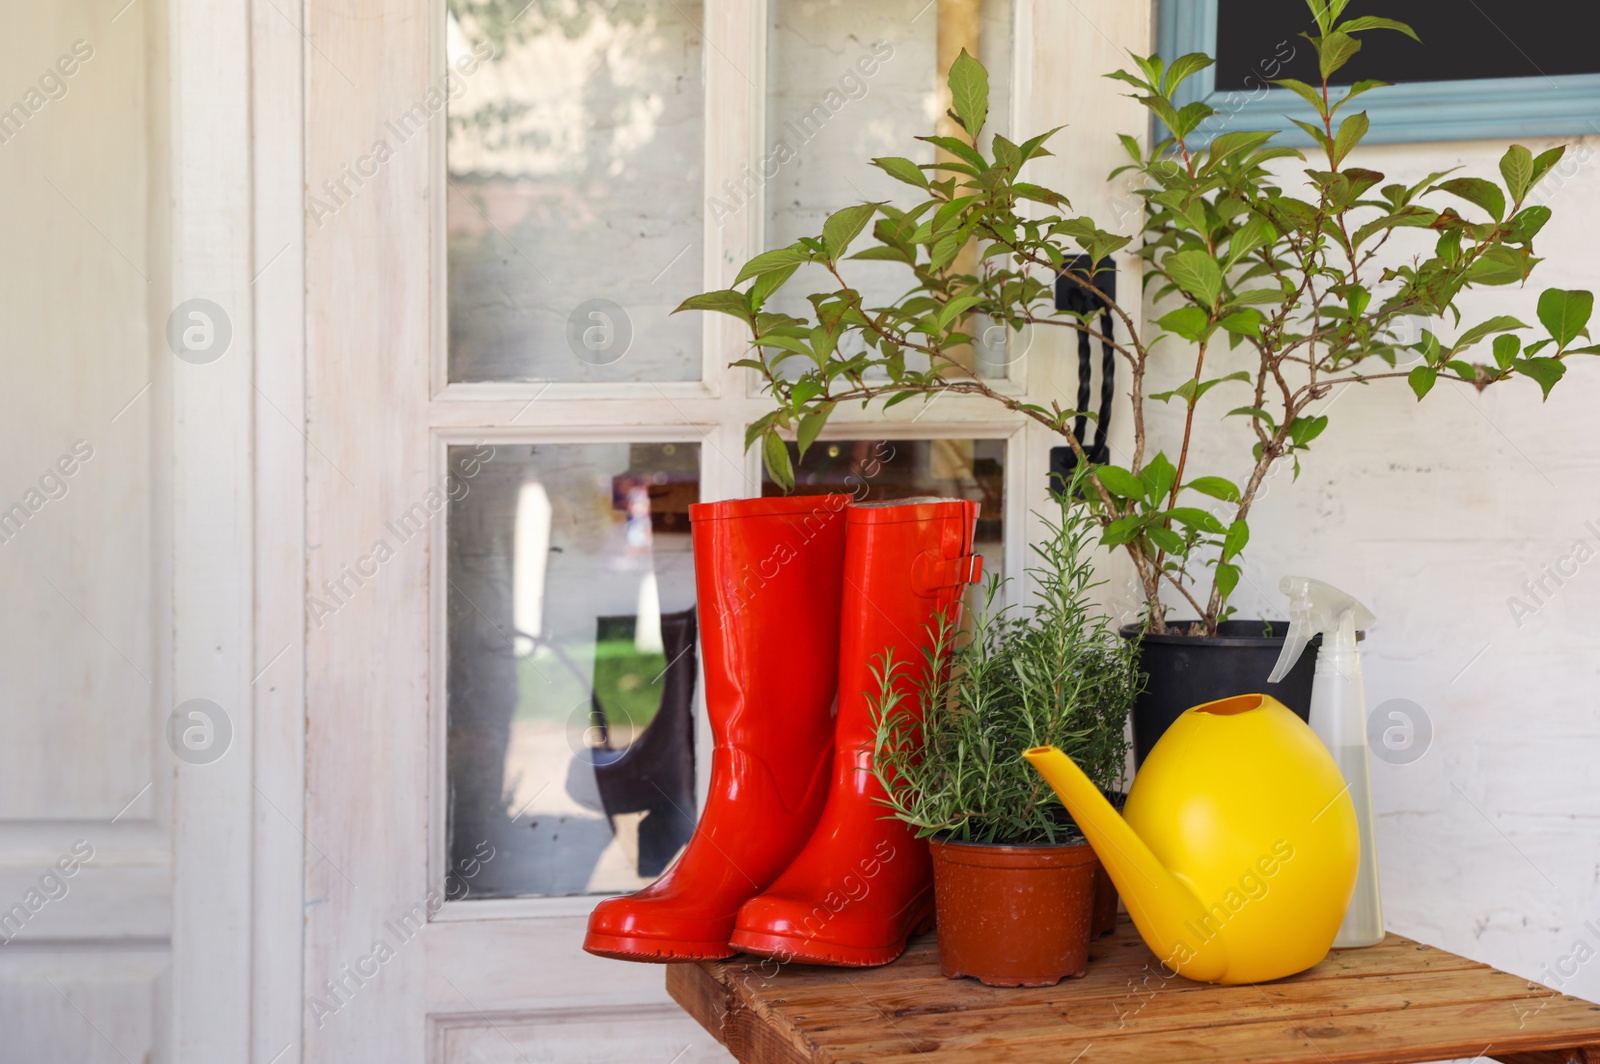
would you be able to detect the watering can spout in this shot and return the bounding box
[1023,746,1229,981]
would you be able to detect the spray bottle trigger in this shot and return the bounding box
[1267,625,1310,684]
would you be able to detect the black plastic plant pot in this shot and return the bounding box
[1119,621,1321,767]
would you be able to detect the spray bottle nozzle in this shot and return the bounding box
[1267,576,1377,684]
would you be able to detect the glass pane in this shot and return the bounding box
[446,2,705,383]
[447,442,700,899]
[765,0,1016,378]
[762,438,1005,575]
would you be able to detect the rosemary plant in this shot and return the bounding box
[869,483,1140,845]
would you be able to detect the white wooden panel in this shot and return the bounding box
[167,0,256,1054]
[0,0,156,823]
[0,866,170,944]
[425,914,715,1015]
[0,948,168,1064]
[251,0,310,1055]
[432,1004,729,1064]
[305,0,435,1056]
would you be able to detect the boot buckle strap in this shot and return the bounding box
[912,551,983,594]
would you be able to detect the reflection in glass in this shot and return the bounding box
[448,442,700,898]
[764,0,1016,378]
[762,438,1004,574]
[446,2,705,383]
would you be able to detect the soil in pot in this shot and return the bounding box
[928,837,1096,987]
[1121,621,1322,767]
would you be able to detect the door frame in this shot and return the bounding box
[297,1,1152,1061]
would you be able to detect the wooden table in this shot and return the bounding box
[668,918,1600,1063]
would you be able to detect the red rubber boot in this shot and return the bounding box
[730,498,980,966]
[584,494,850,962]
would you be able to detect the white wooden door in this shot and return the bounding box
[302,2,1148,1060]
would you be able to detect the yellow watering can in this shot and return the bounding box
[1024,693,1359,984]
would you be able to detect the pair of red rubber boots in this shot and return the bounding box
[583,493,980,966]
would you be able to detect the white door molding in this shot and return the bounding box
[166,0,261,1057]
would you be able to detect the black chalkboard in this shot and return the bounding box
[1213,1,1600,91]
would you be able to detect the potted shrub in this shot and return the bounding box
[679,1,1595,757]
[868,485,1140,987]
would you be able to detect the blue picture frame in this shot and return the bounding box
[1156,0,1600,148]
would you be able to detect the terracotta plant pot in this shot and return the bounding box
[928,838,1096,987]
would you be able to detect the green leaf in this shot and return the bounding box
[1499,144,1534,203]
[749,263,800,309]
[1167,507,1226,534]
[1436,177,1505,221]
[1207,131,1277,171]
[1450,315,1528,354]
[1224,214,1276,269]
[1507,205,1552,244]
[744,411,778,451]
[1514,356,1566,399]
[1287,414,1329,447]
[1492,333,1521,369]
[935,293,987,331]
[1223,518,1249,557]
[919,135,989,170]
[1090,464,1145,500]
[822,203,880,260]
[1227,406,1278,432]
[1530,145,1566,189]
[1170,101,1216,139]
[1164,52,1214,94]
[675,288,753,323]
[1156,305,1213,342]
[1147,526,1186,555]
[1537,289,1593,348]
[1408,365,1437,399]
[795,402,834,460]
[991,134,1022,172]
[734,247,811,286]
[1331,110,1369,166]
[1163,249,1224,308]
[1187,476,1241,503]
[1466,244,1536,287]
[1163,371,1253,406]
[947,48,989,137]
[873,156,930,189]
[762,429,794,491]
[1102,514,1147,549]
[1338,15,1420,40]
[1318,31,1362,81]
[1218,309,1263,338]
[1270,78,1328,116]
[1141,453,1178,506]
[848,245,915,264]
[1214,562,1241,602]
[1333,78,1390,113]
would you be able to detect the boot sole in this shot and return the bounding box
[728,908,935,968]
[583,932,737,964]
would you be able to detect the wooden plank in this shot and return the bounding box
[803,997,1600,1064]
[669,963,813,1064]
[686,921,1600,1064]
[667,964,729,1046]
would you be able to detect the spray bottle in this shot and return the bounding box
[1267,576,1383,948]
